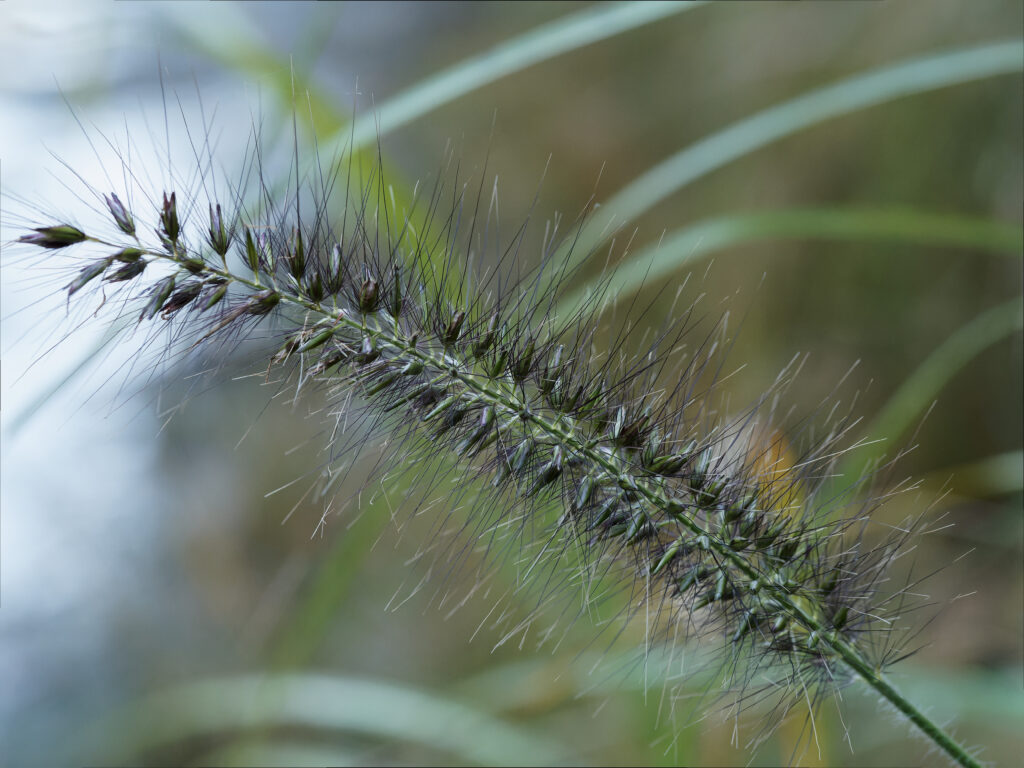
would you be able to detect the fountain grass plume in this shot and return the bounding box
[8,103,983,767]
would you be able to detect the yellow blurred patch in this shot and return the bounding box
[747,428,806,519]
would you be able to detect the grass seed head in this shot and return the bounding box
[8,96,964,764]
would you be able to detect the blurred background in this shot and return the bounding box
[1,1,1021,766]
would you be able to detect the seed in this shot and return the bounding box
[245,290,281,316]
[831,605,849,630]
[357,277,380,313]
[528,446,563,495]
[309,347,352,377]
[732,612,760,643]
[20,224,87,249]
[297,326,336,353]
[202,283,229,309]
[304,273,325,303]
[105,194,135,235]
[160,192,180,243]
[473,312,499,357]
[755,523,784,550]
[140,275,176,320]
[510,439,534,475]
[113,247,145,263]
[689,449,711,489]
[723,505,743,524]
[355,336,380,364]
[820,569,841,595]
[442,311,466,346]
[650,453,686,475]
[696,479,724,508]
[626,514,654,543]
[493,439,533,484]
[400,360,424,376]
[208,203,231,256]
[328,244,345,292]
[610,406,625,443]
[160,282,203,316]
[677,568,701,594]
[103,259,146,283]
[455,406,497,455]
[575,475,597,510]
[590,496,620,528]
[362,371,399,398]
[287,227,306,279]
[650,538,684,575]
[181,257,205,275]
[776,537,801,562]
[244,228,260,274]
[642,427,662,467]
[539,345,564,395]
[510,338,535,382]
[423,394,459,423]
[68,258,112,295]
[391,264,403,315]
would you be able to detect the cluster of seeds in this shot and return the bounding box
[19,179,895,703]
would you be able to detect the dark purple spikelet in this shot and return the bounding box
[19,224,87,249]
[105,194,135,236]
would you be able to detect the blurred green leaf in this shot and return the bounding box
[334,1,704,151]
[926,450,1023,497]
[169,2,702,151]
[270,509,382,668]
[556,208,1024,319]
[456,650,1024,722]
[163,5,346,137]
[863,296,1023,449]
[558,39,1024,271]
[83,674,570,766]
[199,739,364,767]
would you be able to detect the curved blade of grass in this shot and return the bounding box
[556,207,1024,318]
[169,2,701,151]
[160,5,347,137]
[925,449,1023,498]
[863,296,1022,450]
[456,651,1024,723]
[270,505,385,668]
[80,674,569,767]
[560,40,1024,270]
[336,1,703,151]
[199,740,364,768]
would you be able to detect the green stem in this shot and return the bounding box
[826,636,982,768]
